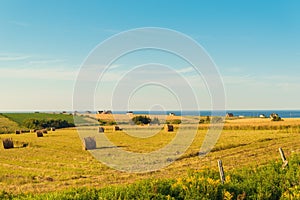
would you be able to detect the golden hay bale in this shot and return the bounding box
[30,129,36,133]
[50,127,55,131]
[2,138,14,149]
[42,129,48,134]
[36,131,43,137]
[98,127,105,133]
[164,124,174,132]
[83,137,96,150]
[15,130,21,134]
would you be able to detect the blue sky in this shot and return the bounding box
[0,0,299,111]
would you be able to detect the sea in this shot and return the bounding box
[112,110,300,118]
[2,110,300,118]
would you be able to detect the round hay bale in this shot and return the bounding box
[98,127,105,133]
[50,127,55,131]
[36,131,43,137]
[15,130,21,134]
[114,126,122,131]
[83,137,96,150]
[2,138,14,149]
[164,124,174,132]
[42,129,48,134]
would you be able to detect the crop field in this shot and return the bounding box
[0,117,300,199]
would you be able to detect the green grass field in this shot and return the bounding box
[0,113,92,133]
[2,113,76,125]
[0,117,299,199]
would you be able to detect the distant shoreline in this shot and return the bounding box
[1,110,300,118]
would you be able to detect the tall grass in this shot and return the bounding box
[2,154,299,199]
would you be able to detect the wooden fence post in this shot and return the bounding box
[278,147,288,168]
[217,160,225,184]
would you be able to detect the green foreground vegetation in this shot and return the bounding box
[1,154,300,199]
[0,116,299,199]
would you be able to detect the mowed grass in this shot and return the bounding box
[0,118,299,195]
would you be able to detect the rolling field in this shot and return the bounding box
[0,117,300,199]
[0,113,92,132]
[0,115,22,134]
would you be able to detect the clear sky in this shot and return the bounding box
[0,0,299,111]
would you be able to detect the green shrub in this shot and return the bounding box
[132,115,151,125]
[199,119,205,124]
[98,119,117,126]
[23,119,75,129]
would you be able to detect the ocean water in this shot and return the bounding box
[112,110,300,118]
[3,110,300,118]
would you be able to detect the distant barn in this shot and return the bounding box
[169,112,176,116]
[226,113,234,117]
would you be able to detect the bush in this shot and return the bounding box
[98,119,117,126]
[132,115,151,125]
[23,119,75,129]
[199,119,205,124]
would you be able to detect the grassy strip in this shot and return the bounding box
[2,154,299,200]
[1,113,90,128]
[1,113,76,125]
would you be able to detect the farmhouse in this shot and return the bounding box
[259,114,266,118]
[126,111,133,115]
[226,113,234,117]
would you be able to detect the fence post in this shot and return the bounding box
[217,160,225,184]
[278,147,288,168]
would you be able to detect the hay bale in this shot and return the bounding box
[2,138,14,149]
[36,131,43,137]
[50,127,55,131]
[83,137,96,150]
[30,129,36,133]
[164,124,174,132]
[15,130,21,134]
[98,127,105,133]
[42,129,48,134]
[114,126,122,131]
